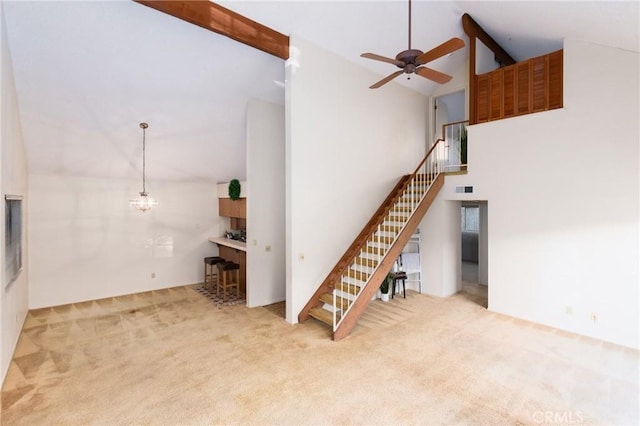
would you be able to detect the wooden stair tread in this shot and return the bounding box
[309,307,339,326]
[354,257,378,268]
[346,269,369,281]
[334,282,362,295]
[319,293,351,310]
[371,235,394,244]
[362,246,385,255]
[392,206,413,212]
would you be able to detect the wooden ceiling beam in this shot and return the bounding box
[462,13,515,66]
[134,1,289,60]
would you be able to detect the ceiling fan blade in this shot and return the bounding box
[370,70,404,89]
[415,37,465,65]
[415,67,452,84]
[361,53,405,67]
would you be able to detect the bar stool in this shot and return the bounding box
[392,271,407,299]
[204,257,225,292]
[217,261,240,301]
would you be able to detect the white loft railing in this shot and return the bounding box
[332,138,446,331]
[440,120,469,172]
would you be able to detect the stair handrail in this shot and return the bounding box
[332,138,446,331]
[411,138,444,177]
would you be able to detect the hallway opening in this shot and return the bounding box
[460,202,488,307]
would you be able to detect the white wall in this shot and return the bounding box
[1,2,29,382]
[441,201,462,296]
[475,38,500,74]
[437,91,466,124]
[419,196,461,297]
[28,175,223,308]
[434,97,449,142]
[286,36,429,323]
[246,99,285,307]
[429,61,468,145]
[423,39,639,349]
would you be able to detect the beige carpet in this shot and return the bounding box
[1,284,638,425]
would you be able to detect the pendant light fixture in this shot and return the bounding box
[130,122,158,212]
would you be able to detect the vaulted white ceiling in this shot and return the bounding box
[3,1,638,182]
[3,1,284,182]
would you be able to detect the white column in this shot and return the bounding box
[442,201,462,296]
[419,198,444,296]
[478,202,488,286]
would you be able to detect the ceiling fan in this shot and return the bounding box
[360,0,465,89]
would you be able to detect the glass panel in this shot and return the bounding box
[461,206,479,232]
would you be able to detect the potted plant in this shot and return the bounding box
[380,272,393,302]
[460,127,468,166]
[228,179,241,200]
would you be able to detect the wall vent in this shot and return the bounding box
[455,186,474,194]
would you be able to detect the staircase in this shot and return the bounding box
[298,139,446,340]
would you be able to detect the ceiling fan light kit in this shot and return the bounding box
[361,0,465,89]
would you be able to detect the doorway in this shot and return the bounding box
[460,202,488,307]
[433,90,465,141]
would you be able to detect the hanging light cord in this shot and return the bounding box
[140,122,148,195]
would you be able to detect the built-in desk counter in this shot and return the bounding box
[208,237,246,294]
[208,237,246,252]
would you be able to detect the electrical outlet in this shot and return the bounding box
[151,273,156,279]
[590,312,597,323]
[265,245,271,252]
[565,306,573,315]
[299,253,305,261]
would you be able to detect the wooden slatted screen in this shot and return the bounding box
[548,51,563,109]
[475,50,563,123]
[503,66,515,117]
[490,70,502,120]
[477,74,490,122]
[517,61,531,115]
[531,56,547,112]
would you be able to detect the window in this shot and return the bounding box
[461,206,479,232]
[5,195,23,288]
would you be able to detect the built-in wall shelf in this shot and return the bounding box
[397,230,422,293]
[219,197,246,219]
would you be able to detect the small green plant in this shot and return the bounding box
[460,127,468,165]
[228,179,241,200]
[380,272,393,294]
